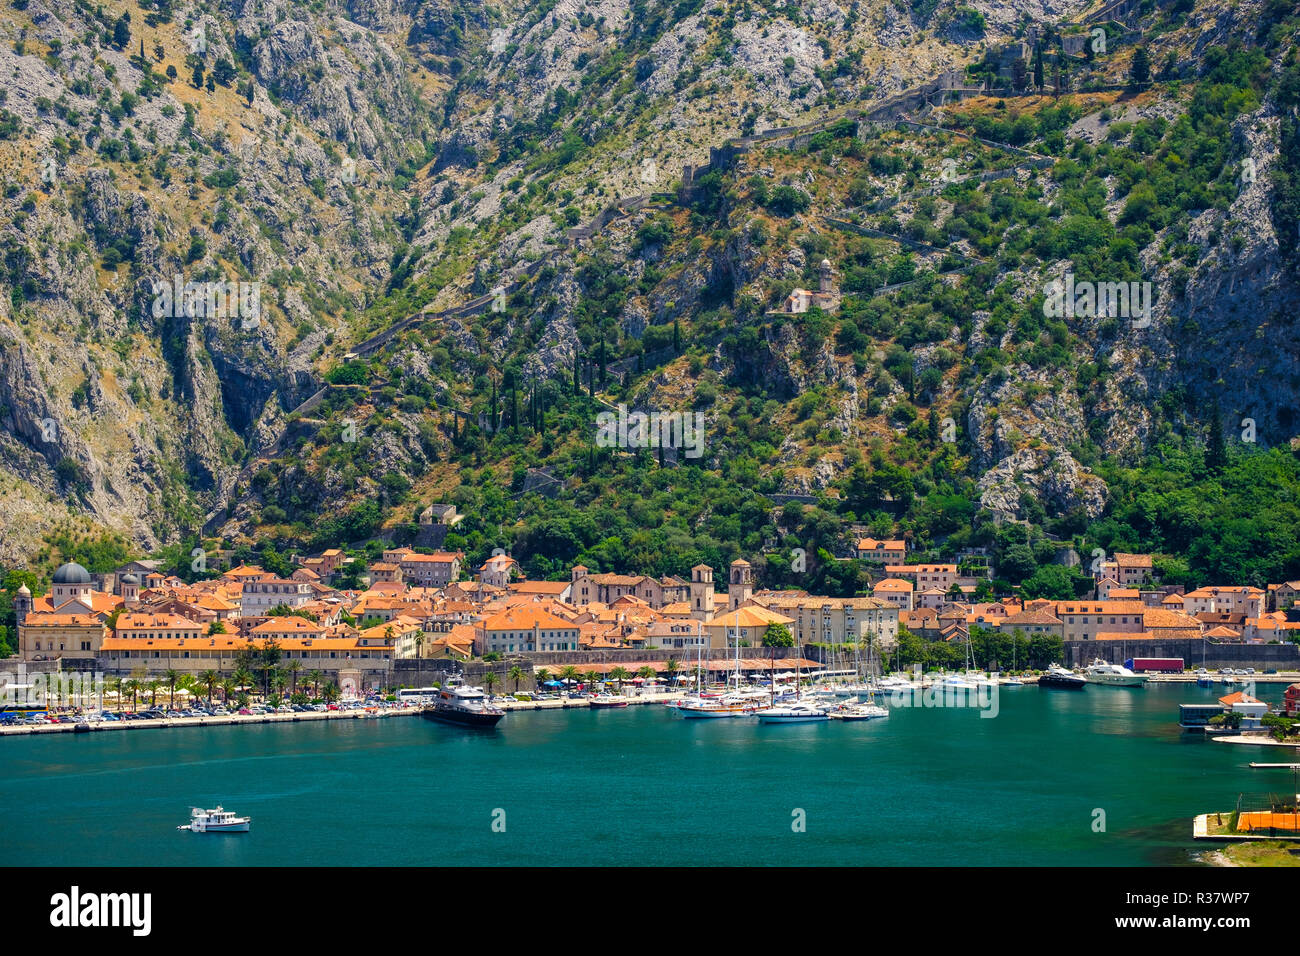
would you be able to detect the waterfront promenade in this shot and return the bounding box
[0,691,686,736]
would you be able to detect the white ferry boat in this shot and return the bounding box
[179,806,251,832]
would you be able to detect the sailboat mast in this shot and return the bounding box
[696,619,702,695]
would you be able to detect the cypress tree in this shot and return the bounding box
[1130,46,1150,86]
[1207,403,1226,473]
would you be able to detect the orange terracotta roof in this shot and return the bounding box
[510,581,571,595]
[873,578,914,592]
[1143,609,1202,629]
[401,552,461,564]
[707,606,795,628]
[1003,609,1063,626]
[857,538,907,551]
[20,612,104,627]
[1218,692,1264,706]
[483,605,577,632]
[115,612,202,631]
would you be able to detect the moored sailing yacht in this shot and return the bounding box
[676,692,764,718]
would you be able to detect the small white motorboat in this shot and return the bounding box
[179,806,251,832]
[829,702,889,721]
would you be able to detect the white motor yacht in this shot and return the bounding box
[756,702,830,723]
[1083,659,1149,687]
[179,806,250,832]
[830,702,889,721]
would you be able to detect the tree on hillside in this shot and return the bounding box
[1206,404,1226,473]
[112,13,131,50]
[211,57,236,86]
[1020,564,1086,601]
[1130,47,1151,86]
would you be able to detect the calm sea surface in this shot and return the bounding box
[2,683,1290,866]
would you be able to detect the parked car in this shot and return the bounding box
[237,708,252,715]
[326,704,339,711]
[1266,669,1279,675]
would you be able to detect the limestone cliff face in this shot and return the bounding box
[0,0,424,561]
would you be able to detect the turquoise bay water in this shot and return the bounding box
[1,683,1289,866]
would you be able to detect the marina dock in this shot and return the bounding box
[0,692,686,736]
[0,708,422,736]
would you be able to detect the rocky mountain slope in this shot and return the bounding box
[1,0,1298,579]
